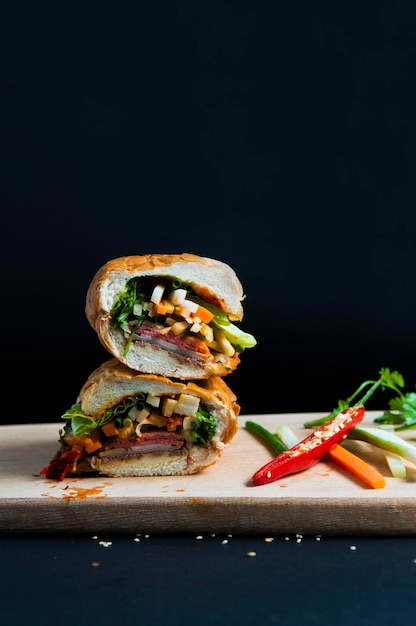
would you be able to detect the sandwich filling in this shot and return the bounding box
[41,387,218,480]
[110,277,256,366]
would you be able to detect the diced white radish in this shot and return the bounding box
[182,298,199,314]
[128,406,140,420]
[162,397,178,417]
[168,288,187,305]
[133,302,143,316]
[175,306,193,323]
[175,393,200,417]
[134,407,151,422]
[150,284,165,305]
[190,322,203,333]
[146,394,161,408]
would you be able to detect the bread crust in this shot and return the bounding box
[85,253,246,379]
[62,358,240,477]
[78,358,240,446]
[86,253,245,326]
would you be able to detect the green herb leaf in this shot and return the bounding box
[304,367,406,429]
[110,279,139,329]
[209,318,256,352]
[61,396,146,438]
[192,407,217,444]
[374,391,416,430]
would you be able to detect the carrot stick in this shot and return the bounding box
[328,444,386,489]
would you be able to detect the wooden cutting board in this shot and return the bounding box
[1,412,415,535]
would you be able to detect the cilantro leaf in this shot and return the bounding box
[192,407,217,444]
[304,367,416,432]
[374,390,416,430]
[110,279,140,331]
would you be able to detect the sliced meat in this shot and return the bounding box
[130,320,210,360]
[99,430,185,458]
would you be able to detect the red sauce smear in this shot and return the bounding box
[41,485,107,501]
[62,486,107,500]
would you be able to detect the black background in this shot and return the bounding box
[2,2,416,425]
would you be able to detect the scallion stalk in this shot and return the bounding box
[245,421,287,455]
[379,425,407,478]
[384,452,407,478]
[275,424,299,449]
[349,426,416,466]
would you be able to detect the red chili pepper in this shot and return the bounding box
[251,406,365,486]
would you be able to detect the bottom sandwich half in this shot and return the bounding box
[40,358,240,480]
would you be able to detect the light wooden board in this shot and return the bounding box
[1,413,415,535]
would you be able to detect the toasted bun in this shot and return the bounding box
[67,358,240,477]
[85,253,246,379]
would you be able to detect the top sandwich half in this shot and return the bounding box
[86,253,256,379]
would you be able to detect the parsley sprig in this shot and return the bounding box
[374,389,416,431]
[304,368,407,429]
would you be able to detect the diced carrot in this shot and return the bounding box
[195,305,214,323]
[160,415,183,431]
[101,422,119,437]
[84,437,102,454]
[154,300,175,315]
[328,444,386,489]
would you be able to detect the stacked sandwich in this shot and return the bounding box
[41,253,257,480]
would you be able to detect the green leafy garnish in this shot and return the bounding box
[110,279,141,332]
[61,395,144,438]
[61,396,218,445]
[191,297,255,351]
[110,279,257,354]
[304,368,405,428]
[212,318,257,351]
[374,390,416,430]
[192,407,217,444]
[192,296,257,350]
